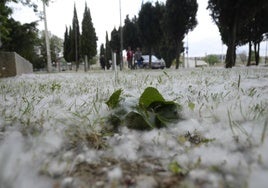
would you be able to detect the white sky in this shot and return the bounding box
[10,0,267,57]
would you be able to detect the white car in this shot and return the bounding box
[142,55,165,69]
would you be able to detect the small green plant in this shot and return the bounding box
[227,109,249,137]
[50,82,61,92]
[105,87,183,131]
[163,70,170,79]
[184,131,215,145]
[105,89,123,109]
[188,102,195,111]
[168,161,187,175]
[248,87,257,97]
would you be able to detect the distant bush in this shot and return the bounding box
[204,55,220,66]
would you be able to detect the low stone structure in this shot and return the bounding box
[0,52,33,78]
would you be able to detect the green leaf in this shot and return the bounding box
[188,102,195,111]
[163,70,170,78]
[168,161,187,175]
[139,87,165,109]
[108,114,121,128]
[124,111,153,130]
[139,87,182,129]
[154,102,182,128]
[106,89,123,109]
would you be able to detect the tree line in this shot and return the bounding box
[1,0,97,71]
[1,0,63,70]
[63,3,97,71]
[1,0,39,67]
[208,0,268,68]
[101,0,268,69]
[100,0,198,68]
[1,0,268,70]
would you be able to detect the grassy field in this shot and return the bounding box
[0,67,268,188]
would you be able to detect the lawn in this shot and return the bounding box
[0,67,268,188]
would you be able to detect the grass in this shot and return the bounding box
[261,118,268,144]
[0,68,268,187]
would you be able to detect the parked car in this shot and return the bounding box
[142,55,165,69]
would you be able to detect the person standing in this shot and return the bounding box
[100,55,106,70]
[126,46,134,69]
[134,47,143,68]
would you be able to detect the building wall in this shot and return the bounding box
[0,52,33,78]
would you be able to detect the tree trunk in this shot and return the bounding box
[175,46,181,69]
[175,38,183,69]
[43,2,52,73]
[254,42,260,65]
[233,48,236,67]
[225,19,237,68]
[247,41,252,66]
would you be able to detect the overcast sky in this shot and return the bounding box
[10,0,267,57]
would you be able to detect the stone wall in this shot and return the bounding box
[0,52,33,78]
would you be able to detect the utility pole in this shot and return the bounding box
[119,0,123,70]
[43,1,52,73]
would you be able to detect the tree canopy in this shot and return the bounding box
[123,15,140,51]
[103,0,198,68]
[165,0,198,69]
[63,3,98,70]
[81,3,97,62]
[208,0,268,68]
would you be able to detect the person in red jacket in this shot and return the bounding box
[126,46,134,69]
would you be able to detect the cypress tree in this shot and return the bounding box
[63,26,72,62]
[70,4,80,70]
[81,3,97,62]
[123,15,140,50]
[165,0,198,69]
[208,0,268,68]
[110,28,120,65]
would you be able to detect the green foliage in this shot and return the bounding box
[81,3,97,60]
[125,111,153,130]
[105,1,197,68]
[1,18,40,63]
[63,27,72,62]
[105,87,182,131]
[123,15,141,50]
[165,0,198,69]
[183,131,216,145]
[105,89,123,109]
[110,28,120,52]
[204,55,220,66]
[208,0,268,68]
[168,161,187,175]
[40,31,63,63]
[0,1,38,41]
[50,82,61,92]
[139,87,165,109]
[138,2,163,56]
[188,102,195,111]
[69,5,80,63]
[110,27,121,65]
